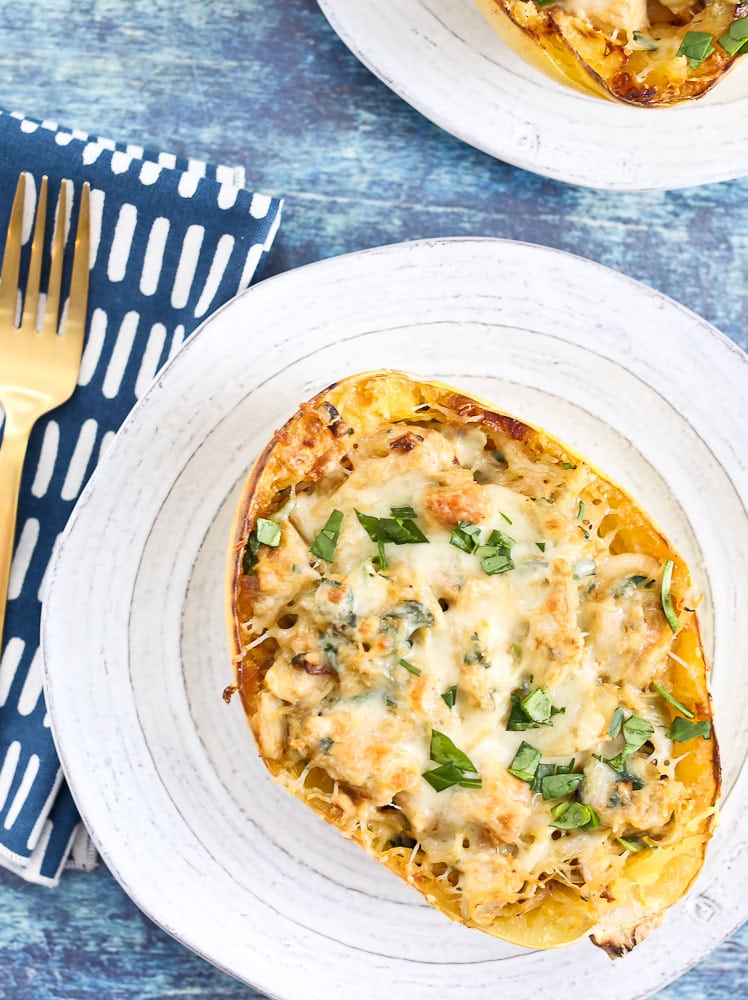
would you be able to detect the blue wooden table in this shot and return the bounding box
[0,1,745,996]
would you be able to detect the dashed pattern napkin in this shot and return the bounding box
[0,110,282,885]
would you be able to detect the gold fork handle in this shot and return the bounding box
[0,395,42,645]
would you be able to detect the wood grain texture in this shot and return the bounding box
[0,0,745,997]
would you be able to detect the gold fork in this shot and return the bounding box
[0,173,91,643]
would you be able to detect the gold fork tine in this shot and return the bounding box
[64,181,91,345]
[0,173,26,322]
[0,176,91,646]
[42,179,68,336]
[21,175,48,331]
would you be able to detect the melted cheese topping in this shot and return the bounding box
[244,416,700,930]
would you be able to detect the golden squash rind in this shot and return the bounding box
[226,370,720,953]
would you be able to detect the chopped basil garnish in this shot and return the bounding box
[562,461,574,470]
[508,741,541,783]
[550,801,600,831]
[242,512,285,572]
[399,658,421,676]
[608,706,624,739]
[677,30,715,69]
[310,509,344,562]
[390,505,417,519]
[719,15,748,56]
[540,771,584,801]
[660,560,679,632]
[500,511,513,525]
[430,730,476,771]
[576,501,584,520]
[423,730,481,791]
[668,716,711,742]
[531,762,555,793]
[507,687,564,730]
[242,533,261,573]
[449,522,515,575]
[441,685,457,708]
[622,715,654,753]
[356,507,428,566]
[256,517,281,547]
[596,713,653,777]
[449,521,481,554]
[422,764,482,791]
[653,682,694,720]
[616,836,643,852]
[536,542,546,552]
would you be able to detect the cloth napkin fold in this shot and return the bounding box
[0,109,282,885]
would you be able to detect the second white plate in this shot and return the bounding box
[43,238,748,999]
[318,0,748,190]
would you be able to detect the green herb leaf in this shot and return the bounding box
[540,771,584,800]
[356,509,382,541]
[256,517,282,547]
[507,694,540,731]
[718,16,748,56]
[376,540,388,571]
[608,706,624,739]
[499,511,513,525]
[486,529,515,549]
[422,764,482,792]
[576,501,585,521]
[549,801,600,831]
[481,552,514,575]
[677,30,716,69]
[441,685,457,708]
[390,505,417,519]
[508,741,541,783]
[242,532,261,574]
[536,542,546,552]
[668,716,711,742]
[660,559,679,633]
[399,658,421,676]
[310,509,344,562]
[622,715,654,754]
[531,762,555,793]
[616,836,643,852]
[653,682,695,720]
[520,688,553,725]
[430,730,477,772]
[449,521,481,554]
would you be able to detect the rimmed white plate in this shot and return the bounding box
[43,238,748,999]
[317,0,748,191]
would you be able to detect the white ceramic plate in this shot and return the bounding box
[43,238,748,999]
[317,0,748,191]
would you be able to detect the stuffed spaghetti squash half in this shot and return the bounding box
[227,371,719,955]
[475,0,748,106]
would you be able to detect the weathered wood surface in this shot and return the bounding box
[0,0,745,996]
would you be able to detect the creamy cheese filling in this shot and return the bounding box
[248,417,694,920]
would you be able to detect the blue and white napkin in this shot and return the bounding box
[0,110,282,885]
